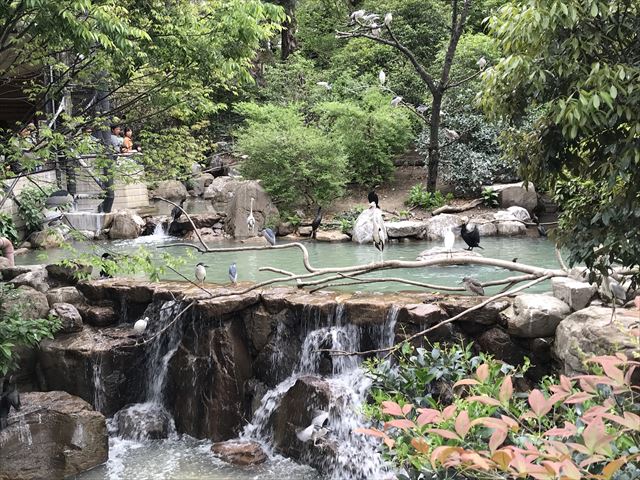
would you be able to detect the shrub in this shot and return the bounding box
[235,103,348,209]
[481,187,499,208]
[0,212,18,243]
[334,206,365,235]
[17,186,55,233]
[405,185,452,210]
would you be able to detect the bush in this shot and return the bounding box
[17,186,54,233]
[0,212,18,243]
[481,187,499,208]
[405,185,452,210]
[235,103,348,208]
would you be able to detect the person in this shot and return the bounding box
[122,127,134,153]
[109,125,123,151]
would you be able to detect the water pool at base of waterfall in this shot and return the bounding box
[71,436,320,480]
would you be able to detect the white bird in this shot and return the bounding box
[391,96,403,107]
[246,197,255,234]
[362,13,379,23]
[372,210,386,253]
[316,81,332,90]
[371,26,381,36]
[416,104,428,114]
[350,9,366,22]
[133,317,148,334]
[195,262,208,285]
[442,128,460,141]
[384,12,393,26]
[477,56,487,70]
[443,227,455,257]
[296,410,330,446]
[378,70,386,85]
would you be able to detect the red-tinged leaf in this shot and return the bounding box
[600,457,628,480]
[560,458,582,480]
[353,427,386,438]
[476,363,490,382]
[547,391,569,406]
[385,419,415,430]
[544,421,578,437]
[426,428,461,441]
[602,363,625,385]
[401,403,413,415]
[383,436,395,448]
[579,377,597,393]
[540,460,561,476]
[468,395,501,406]
[583,405,608,420]
[566,442,590,455]
[602,412,640,430]
[416,408,440,426]
[410,437,430,454]
[471,417,508,432]
[460,452,492,470]
[560,375,573,392]
[489,427,508,452]
[545,440,570,456]
[453,378,480,388]
[579,454,606,468]
[492,450,512,470]
[615,352,628,362]
[581,418,613,455]
[430,446,463,469]
[528,389,552,417]
[442,404,456,420]
[564,391,594,404]
[500,415,519,431]
[454,411,471,439]
[499,375,513,404]
[381,400,403,417]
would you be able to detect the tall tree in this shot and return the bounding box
[479,0,640,282]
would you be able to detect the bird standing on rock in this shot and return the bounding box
[311,207,322,239]
[296,410,330,446]
[462,277,485,296]
[246,197,256,234]
[461,223,483,251]
[443,227,455,257]
[229,262,238,285]
[195,262,208,285]
[261,228,276,246]
[133,317,148,334]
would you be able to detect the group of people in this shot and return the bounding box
[109,124,141,154]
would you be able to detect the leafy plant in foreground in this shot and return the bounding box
[17,186,55,233]
[0,213,18,243]
[481,187,499,208]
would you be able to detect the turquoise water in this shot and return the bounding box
[17,234,558,294]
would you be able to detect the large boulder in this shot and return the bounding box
[28,229,65,249]
[352,208,387,244]
[167,213,224,235]
[211,440,267,466]
[554,306,639,375]
[224,180,279,239]
[112,403,172,440]
[385,220,428,239]
[107,210,144,240]
[551,277,596,311]
[506,206,531,222]
[191,173,215,197]
[424,214,464,240]
[9,266,49,292]
[489,182,537,212]
[315,230,350,242]
[77,303,119,327]
[46,286,85,308]
[46,263,92,286]
[49,302,83,333]
[0,391,108,480]
[504,294,570,338]
[152,180,188,201]
[2,285,50,320]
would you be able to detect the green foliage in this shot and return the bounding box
[360,345,639,479]
[334,206,365,235]
[480,0,640,284]
[316,89,413,186]
[481,187,499,208]
[0,284,60,376]
[0,213,18,244]
[405,185,452,210]
[17,187,55,233]
[235,103,348,208]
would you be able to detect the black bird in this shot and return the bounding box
[171,199,185,223]
[536,220,548,237]
[460,223,483,251]
[0,377,21,431]
[367,190,379,209]
[100,252,113,279]
[311,207,322,239]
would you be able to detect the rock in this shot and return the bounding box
[46,263,92,286]
[489,182,537,212]
[167,213,224,235]
[1,265,40,281]
[298,226,312,236]
[0,391,108,480]
[77,303,118,327]
[211,440,267,466]
[0,257,11,269]
[504,294,570,338]
[436,296,510,325]
[315,230,350,242]
[203,176,239,201]
[29,229,64,249]
[191,173,215,197]
[554,306,639,375]
[476,327,526,366]
[506,206,531,222]
[424,214,464,240]
[385,220,428,239]
[47,286,86,307]
[9,266,49,292]
[352,208,387,244]
[108,210,144,240]
[112,403,172,440]
[277,222,295,236]
[50,303,83,333]
[476,222,498,236]
[496,221,526,236]
[224,181,279,239]
[416,247,482,262]
[551,277,596,311]
[398,303,448,325]
[1,286,50,320]
[152,180,188,201]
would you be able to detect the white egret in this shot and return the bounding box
[316,81,332,90]
[246,197,256,234]
[350,9,366,22]
[378,70,386,85]
[443,227,455,257]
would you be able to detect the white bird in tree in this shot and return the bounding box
[477,56,487,70]
[371,24,381,36]
[316,81,332,90]
[443,227,455,258]
[350,9,366,22]
[390,96,403,107]
[416,104,428,115]
[378,70,386,85]
[362,13,379,23]
[442,128,460,141]
[384,12,393,26]
[246,197,256,234]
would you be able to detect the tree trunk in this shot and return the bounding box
[426,92,442,192]
[281,2,297,60]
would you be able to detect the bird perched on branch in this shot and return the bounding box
[461,223,483,251]
[195,262,208,285]
[477,56,487,70]
[442,128,460,141]
[311,207,322,239]
[261,228,276,246]
[416,104,429,115]
[384,12,393,26]
[391,96,403,107]
[228,262,238,285]
[462,277,484,296]
[350,9,366,23]
[368,190,379,209]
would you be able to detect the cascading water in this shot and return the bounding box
[243,304,401,480]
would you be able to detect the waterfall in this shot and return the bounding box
[243,304,399,480]
[151,221,167,238]
[92,353,106,412]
